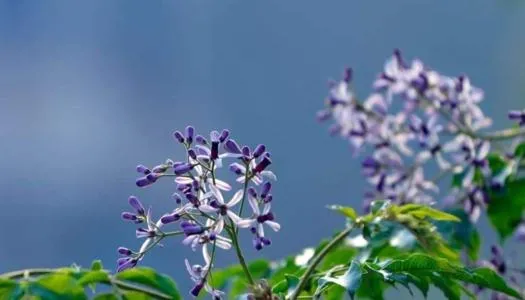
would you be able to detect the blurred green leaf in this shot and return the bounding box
[28,273,86,300]
[487,178,525,241]
[0,278,19,299]
[77,270,110,286]
[396,204,460,222]
[93,293,119,300]
[327,205,358,220]
[116,267,180,299]
[91,260,103,271]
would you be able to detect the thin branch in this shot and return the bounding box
[288,226,354,300]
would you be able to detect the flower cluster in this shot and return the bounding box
[317,49,524,224]
[118,126,278,298]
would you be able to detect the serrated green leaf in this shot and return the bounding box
[381,253,522,299]
[116,267,180,300]
[397,204,460,222]
[428,273,462,300]
[327,205,358,220]
[487,178,525,241]
[91,260,103,271]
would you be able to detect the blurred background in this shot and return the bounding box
[1,0,525,298]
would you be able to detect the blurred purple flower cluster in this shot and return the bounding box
[118,126,278,299]
[317,50,524,224]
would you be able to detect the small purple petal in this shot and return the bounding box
[253,144,266,158]
[247,187,257,198]
[136,164,151,174]
[118,247,133,256]
[242,146,251,158]
[128,196,145,215]
[146,173,159,183]
[174,163,193,175]
[173,131,185,143]
[190,282,205,297]
[195,135,208,145]
[264,194,273,203]
[187,149,197,160]
[136,176,153,187]
[219,129,230,143]
[224,139,242,154]
[316,110,331,122]
[261,182,272,199]
[253,156,272,173]
[121,212,138,222]
[185,126,195,144]
[117,257,137,272]
[161,213,180,224]
[229,163,244,175]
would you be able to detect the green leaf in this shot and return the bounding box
[381,253,522,299]
[327,205,358,220]
[116,267,181,300]
[515,142,525,157]
[248,260,271,278]
[77,270,110,286]
[93,293,119,300]
[487,178,525,241]
[428,273,462,300]
[123,291,153,299]
[316,261,362,299]
[91,260,103,271]
[355,264,386,300]
[271,274,300,297]
[370,200,391,214]
[437,209,481,261]
[0,278,19,299]
[488,153,507,175]
[28,273,86,299]
[396,204,460,222]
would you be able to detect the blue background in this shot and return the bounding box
[1,1,525,298]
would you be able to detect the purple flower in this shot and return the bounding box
[464,186,488,223]
[117,257,138,272]
[237,190,280,250]
[184,246,224,299]
[198,185,244,227]
[508,110,525,126]
[121,196,146,223]
[173,130,185,144]
[446,136,491,187]
[186,126,195,144]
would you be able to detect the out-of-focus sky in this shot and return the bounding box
[1,0,525,297]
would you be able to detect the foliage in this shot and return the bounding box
[0,261,181,299]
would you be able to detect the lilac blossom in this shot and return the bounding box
[185,246,224,299]
[117,126,278,298]
[509,110,525,126]
[237,183,280,250]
